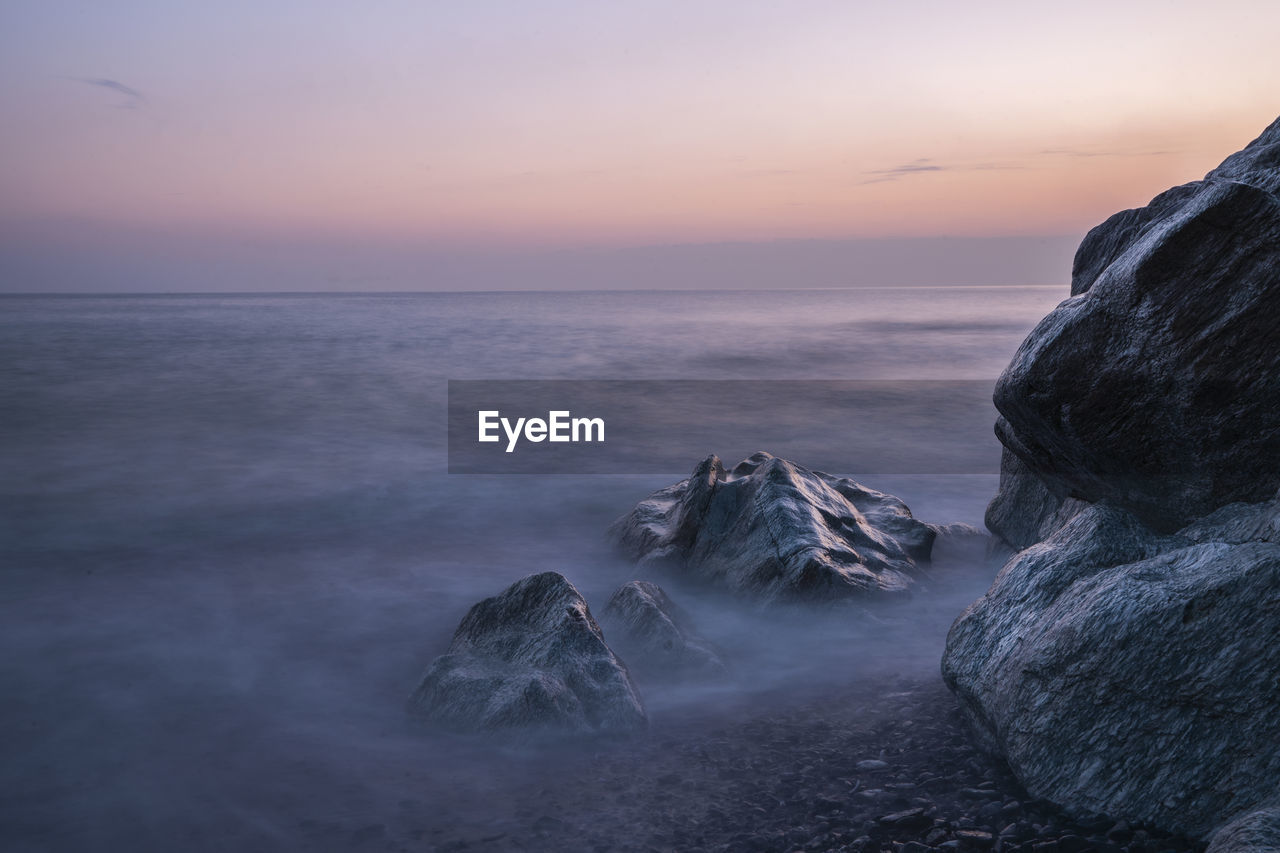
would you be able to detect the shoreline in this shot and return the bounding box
[413,676,1201,853]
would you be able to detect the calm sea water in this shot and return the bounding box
[0,287,1065,851]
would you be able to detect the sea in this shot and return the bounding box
[0,287,1066,851]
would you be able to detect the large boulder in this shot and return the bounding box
[989,116,1280,536]
[610,452,937,604]
[943,499,1280,837]
[1209,807,1280,853]
[600,581,727,680]
[984,448,1089,552]
[408,572,647,736]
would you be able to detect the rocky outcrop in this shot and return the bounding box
[988,115,1280,538]
[1067,182,1203,297]
[408,572,647,736]
[610,452,937,604]
[943,498,1280,837]
[984,448,1089,552]
[1208,807,1280,853]
[599,581,727,680]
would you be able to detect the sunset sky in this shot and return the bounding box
[1,0,1277,291]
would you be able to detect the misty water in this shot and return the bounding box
[1,287,1067,851]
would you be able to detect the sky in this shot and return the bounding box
[0,0,1277,291]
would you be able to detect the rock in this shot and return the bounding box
[985,448,1089,552]
[943,500,1280,836]
[408,571,647,736]
[931,521,996,566]
[1207,117,1280,194]
[978,800,1005,820]
[879,807,929,827]
[1057,835,1092,853]
[610,452,938,604]
[931,521,989,541]
[1067,182,1203,298]
[989,115,1280,536]
[1207,807,1280,853]
[956,829,995,847]
[599,581,727,680]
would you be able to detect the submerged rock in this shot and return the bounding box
[943,499,1280,837]
[989,115,1280,538]
[409,571,647,736]
[599,581,727,680]
[610,452,937,604]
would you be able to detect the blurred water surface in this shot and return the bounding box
[0,287,1064,851]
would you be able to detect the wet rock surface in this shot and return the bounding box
[416,678,1203,853]
[408,572,647,736]
[984,448,1088,553]
[599,580,728,681]
[944,500,1280,837]
[989,115,1280,536]
[1207,807,1280,853]
[610,452,938,604]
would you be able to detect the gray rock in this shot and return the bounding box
[929,520,990,542]
[989,115,1280,535]
[985,448,1089,552]
[1208,807,1280,853]
[599,581,727,680]
[943,500,1280,836]
[1068,182,1202,297]
[409,571,647,736]
[1207,114,1280,194]
[609,452,937,604]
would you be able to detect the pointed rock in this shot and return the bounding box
[610,452,937,604]
[600,581,727,681]
[409,572,647,736]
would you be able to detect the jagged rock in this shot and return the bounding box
[609,452,937,604]
[989,116,1280,536]
[1208,807,1280,853]
[929,521,988,541]
[943,500,1280,837]
[599,581,727,680]
[408,572,647,736]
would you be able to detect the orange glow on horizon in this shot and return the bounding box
[2,2,1277,254]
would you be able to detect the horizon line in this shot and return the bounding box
[0,283,1072,297]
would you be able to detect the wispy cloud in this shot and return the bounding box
[860,146,1175,185]
[1040,147,1175,158]
[858,157,1021,185]
[861,158,942,184]
[75,77,146,109]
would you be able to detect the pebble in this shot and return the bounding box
[414,678,1208,853]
